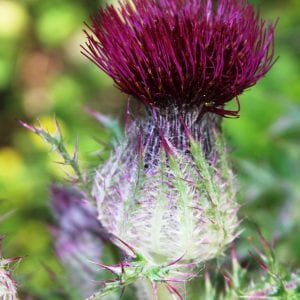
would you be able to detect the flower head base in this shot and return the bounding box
[83,0,276,116]
[92,128,239,265]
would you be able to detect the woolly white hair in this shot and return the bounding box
[92,109,239,265]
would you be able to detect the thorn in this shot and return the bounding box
[179,115,192,140]
[2,256,23,265]
[222,271,232,287]
[18,120,36,133]
[84,106,114,128]
[91,261,120,276]
[159,129,174,156]
[54,116,62,140]
[249,252,269,272]
[255,224,271,251]
[110,262,131,268]
[73,135,79,162]
[111,235,137,258]
[165,254,185,267]
[165,282,184,300]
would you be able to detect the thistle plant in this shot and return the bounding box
[22,0,279,299]
[81,0,275,297]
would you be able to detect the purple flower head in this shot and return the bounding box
[82,0,276,117]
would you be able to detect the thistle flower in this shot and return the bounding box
[39,0,277,297]
[83,0,276,116]
[84,0,276,265]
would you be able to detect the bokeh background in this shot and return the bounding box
[0,0,299,298]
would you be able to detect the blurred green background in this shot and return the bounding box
[0,0,299,298]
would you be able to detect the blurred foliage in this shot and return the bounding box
[0,0,299,299]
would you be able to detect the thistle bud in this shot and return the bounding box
[92,108,239,264]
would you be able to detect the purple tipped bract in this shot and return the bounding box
[82,0,276,116]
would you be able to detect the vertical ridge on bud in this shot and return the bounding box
[141,107,220,163]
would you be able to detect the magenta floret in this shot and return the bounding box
[82,0,276,116]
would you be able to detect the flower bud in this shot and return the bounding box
[92,108,239,265]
